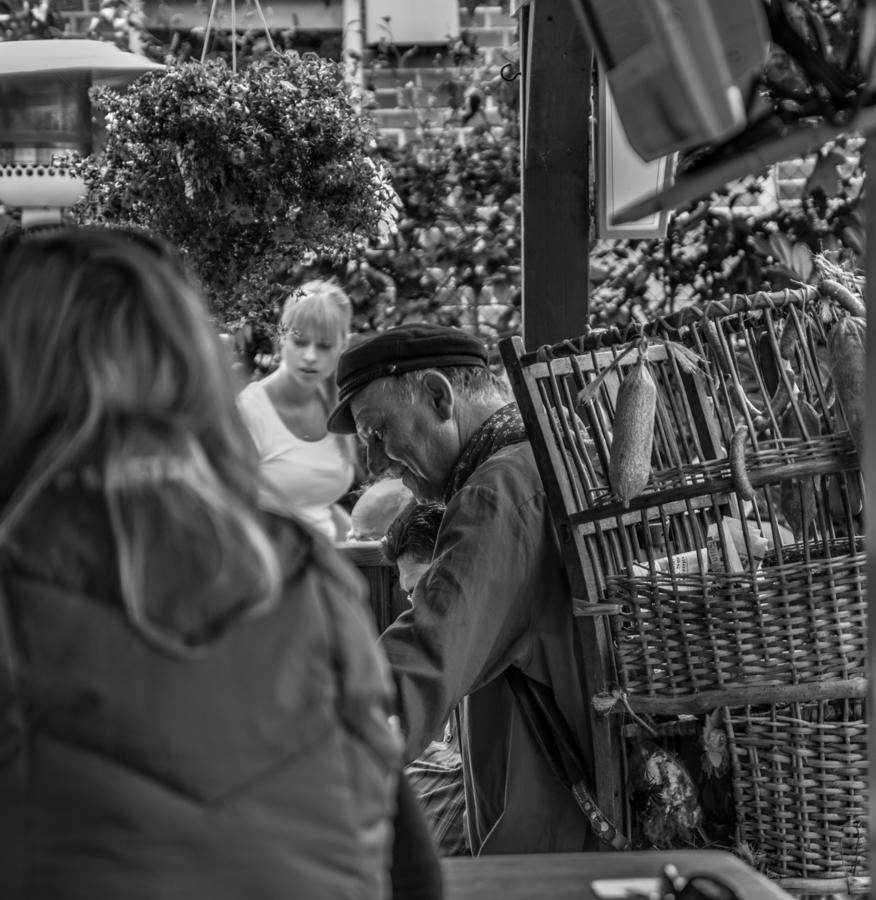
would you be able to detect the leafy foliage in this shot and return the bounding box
[1,0,867,355]
[0,0,66,40]
[287,28,522,363]
[73,53,398,323]
[589,0,868,328]
[590,134,865,327]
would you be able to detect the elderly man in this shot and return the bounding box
[327,323,600,855]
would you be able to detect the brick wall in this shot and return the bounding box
[63,0,518,147]
[61,1,830,208]
[362,2,519,147]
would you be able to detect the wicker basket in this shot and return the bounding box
[727,699,868,884]
[608,538,867,700]
[499,289,868,890]
[502,289,864,611]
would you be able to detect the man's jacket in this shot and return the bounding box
[380,437,597,855]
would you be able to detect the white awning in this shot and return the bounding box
[0,39,163,86]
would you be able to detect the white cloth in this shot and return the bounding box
[238,381,354,540]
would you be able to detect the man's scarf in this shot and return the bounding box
[444,402,528,502]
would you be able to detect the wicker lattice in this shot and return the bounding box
[609,538,867,700]
[501,287,864,625]
[727,699,868,883]
[499,286,868,892]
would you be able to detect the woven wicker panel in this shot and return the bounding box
[608,539,867,698]
[501,289,864,612]
[727,699,869,882]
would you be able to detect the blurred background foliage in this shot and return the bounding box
[0,0,867,375]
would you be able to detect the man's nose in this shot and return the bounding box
[366,440,391,477]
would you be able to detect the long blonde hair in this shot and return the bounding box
[0,226,282,655]
[282,279,359,469]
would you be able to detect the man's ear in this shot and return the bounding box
[421,371,454,420]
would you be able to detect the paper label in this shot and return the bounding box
[631,547,708,578]
[708,516,767,572]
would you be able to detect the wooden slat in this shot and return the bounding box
[520,0,592,348]
[622,676,868,717]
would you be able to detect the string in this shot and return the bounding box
[201,0,277,68]
[200,0,220,64]
[251,0,277,53]
[231,0,237,73]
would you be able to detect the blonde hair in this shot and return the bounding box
[282,279,359,469]
[281,279,353,351]
[0,226,283,655]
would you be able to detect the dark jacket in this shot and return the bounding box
[0,490,401,900]
[380,442,597,855]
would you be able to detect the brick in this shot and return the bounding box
[383,47,445,68]
[485,10,518,28]
[464,10,488,27]
[373,109,426,130]
[365,65,472,98]
[470,27,512,48]
[67,13,93,32]
[377,129,408,149]
[776,179,806,201]
[482,46,517,66]
[776,159,813,179]
[415,69,455,91]
[365,68,398,90]
[373,88,407,109]
[482,107,505,126]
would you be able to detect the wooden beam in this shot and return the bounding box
[520,0,592,350]
[863,130,876,873]
[516,0,627,840]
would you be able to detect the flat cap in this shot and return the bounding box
[327,323,488,434]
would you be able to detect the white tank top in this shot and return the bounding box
[238,381,354,540]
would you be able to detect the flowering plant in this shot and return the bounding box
[74,52,398,324]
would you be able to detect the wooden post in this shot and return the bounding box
[863,131,876,870]
[515,3,627,839]
[519,0,592,350]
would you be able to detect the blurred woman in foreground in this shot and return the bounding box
[0,227,417,899]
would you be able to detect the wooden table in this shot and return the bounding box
[337,540,408,633]
[440,850,795,900]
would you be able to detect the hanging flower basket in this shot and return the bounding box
[74,52,398,324]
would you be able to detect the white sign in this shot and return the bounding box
[595,75,675,240]
[365,0,460,45]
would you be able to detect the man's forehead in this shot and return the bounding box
[350,379,393,424]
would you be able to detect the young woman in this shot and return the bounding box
[0,227,435,900]
[237,281,359,541]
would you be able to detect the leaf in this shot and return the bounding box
[663,340,706,376]
[790,243,814,283]
[749,234,776,259]
[803,149,846,199]
[768,232,794,269]
[841,225,865,256]
[574,342,639,409]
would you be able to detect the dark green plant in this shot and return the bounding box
[73,53,398,324]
